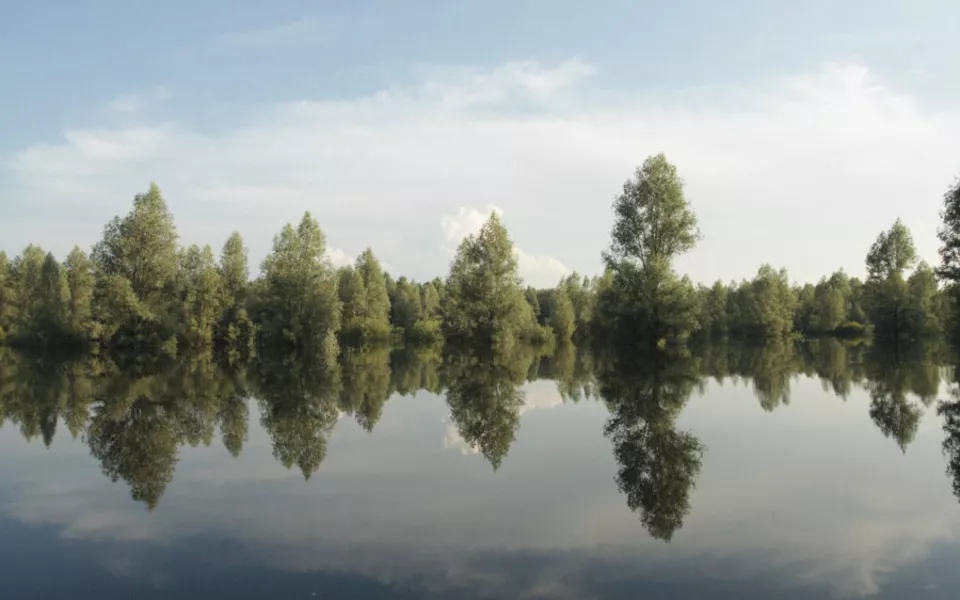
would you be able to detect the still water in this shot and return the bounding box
[2,341,960,599]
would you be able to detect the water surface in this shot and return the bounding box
[2,341,960,599]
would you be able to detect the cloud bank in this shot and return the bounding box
[6,60,959,286]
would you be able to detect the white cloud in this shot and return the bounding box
[325,247,354,268]
[201,17,329,52]
[6,60,960,286]
[441,420,479,456]
[440,205,570,287]
[106,86,171,114]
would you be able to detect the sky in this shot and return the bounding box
[2,0,959,287]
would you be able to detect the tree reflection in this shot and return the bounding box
[253,355,342,480]
[596,346,705,541]
[2,334,958,510]
[864,343,944,453]
[390,344,442,396]
[338,346,393,432]
[937,391,960,500]
[441,343,534,471]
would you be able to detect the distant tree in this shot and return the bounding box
[216,232,256,361]
[91,183,180,349]
[254,212,341,364]
[176,244,224,347]
[12,245,46,331]
[905,262,942,336]
[698,281,730,336]
[0,252,17,340]
[524,287,541,321]
[338,266,367,335]
[864,220,922,340]
[443,213,535,347]
[936,178,960,285]
[735,265,796,338]
[35,252,71,340]
[548,287,577,341]
[352,248,392,340]
[866,219,917,280]
[64,247,95,341]
[390,277,422,332]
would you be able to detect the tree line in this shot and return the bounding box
[3,156,960,358]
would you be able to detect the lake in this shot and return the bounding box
[2,340,960,599]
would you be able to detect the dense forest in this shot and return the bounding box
[3,154,960,362]
[2,154,960,358]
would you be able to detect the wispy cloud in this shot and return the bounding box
[106,86,171,115]
[201,16,330,53]
[6,59,960,286]
[440,205,569,287]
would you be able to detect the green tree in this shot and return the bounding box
[600,154,701,345]
[699,280,730,337]
[390,277,421,332]
[0,252,17,340]
[64,247,95,341]
[91,183,180,349]
[338,266,368,336]
[548,287,577,341]
[864,221,919,340]
[35,252,71,340]
[354,248,391,339]
[255,212,342,364]
[867,218,917,280]
[443,213,535,347]
[736,265,796,338]
[905,262,942,337]
[217,233,256,361]
[936,178,960,286]
[92,183,179,315]
[176,244,224,347]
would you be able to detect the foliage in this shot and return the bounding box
[601,154,701,345]
[254,212,341,365]
[443,213,536,348]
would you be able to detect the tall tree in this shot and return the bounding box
[35,253,71,340]
[866,218,917,280]
[92,183,179,316]
[354,248,391,339]
[0,252,18,340]
[90,183,180,349]
[548,287,577,341]
[601,154,701,344]
[936,178,960,285]
[176,244,224,347]
[255,212,341,363]
[64,247,95,341]
[864,220,919,339]
[217,232,256,361]
[443,213,535,347]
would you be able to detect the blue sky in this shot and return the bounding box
[3,0,959,286]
